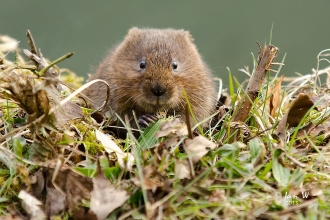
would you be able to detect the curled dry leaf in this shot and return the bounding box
[275,93,315,140]
[296,122,316,138]
[53,101,83,129]
[155,118,188,138]
[310,90,330,111]
[310,120,330,137]
[18,190,46,220]
[45,187,66,216]
[266,75,284,118]
[30,170,45,200]
[0,70,50,124]
[175,160,191,179]
[43,165,93,217]
[184,136,217,163]
[90,162,129,220]
[95,130,134,171]
[286,93,315,128]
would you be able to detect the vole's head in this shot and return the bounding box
[111,27,209,114]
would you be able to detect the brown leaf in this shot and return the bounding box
[0,70,48,120]
[296,122,316,138]
[266,75,284,117]
[53,101,83,129]
[310,90,330,110]
[311,120,330,137]
[95,130,134,171]
[155,118,188,138]
[30,170,45,200]
[90,162,129,220]
[175,160,191,179]
[43,166,93,217]
[184,136,217,163]
[286,93,315,128]
[274,111,289,140]
[45,187,66,216]
[274,93,315,140]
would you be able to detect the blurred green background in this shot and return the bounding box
[1,1,330,86]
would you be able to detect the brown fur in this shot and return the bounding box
[84,27,217,125]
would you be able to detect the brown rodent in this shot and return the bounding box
[84,27,217,127]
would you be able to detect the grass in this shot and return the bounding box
[1,34,330,219]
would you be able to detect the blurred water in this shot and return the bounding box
[1,1,330,86]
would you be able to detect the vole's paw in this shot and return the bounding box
[138,115,158,129]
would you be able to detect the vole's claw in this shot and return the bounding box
[138,118,149,128]
[138,114,158,129]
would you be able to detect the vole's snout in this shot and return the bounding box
[151,84,166,97]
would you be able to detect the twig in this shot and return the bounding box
[26,30,38,63]
[38,52,74,77]
[227,45,278,143]
[233,44,279,122]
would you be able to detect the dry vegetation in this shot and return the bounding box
[0,32,330,220]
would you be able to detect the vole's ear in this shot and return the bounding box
[178,30,195,43]
[127,27,143,36]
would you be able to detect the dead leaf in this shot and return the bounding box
[43,165,93,217]
[30,170,45,200]
[90,162,129,220]
[266,75,284,117]
[45,187,66,216]
[0,69,51,134]
[53,101,83,129]
[184,136,217,163]
[274,111,289,140]
[175,160,191,179]
[286,93,315,128]
[296,122,316,139]
[295,120,330,148]
[310,90,330,110]
[95,129,134,171]
[274,93,315,140]
[311,120,330,137]
[155,118,188,138]
[18,190,46,220]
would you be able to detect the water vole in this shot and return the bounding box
[85,27,217,127]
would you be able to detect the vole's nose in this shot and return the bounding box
[151,84,166,97]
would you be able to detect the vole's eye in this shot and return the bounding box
[140,60,146,69]
[172,61,178,70]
